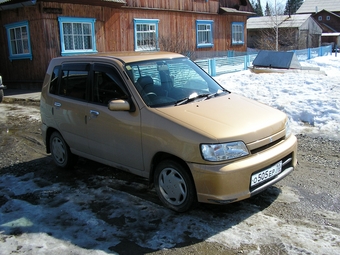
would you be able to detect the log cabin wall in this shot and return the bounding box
[125,0,219,13]
[0,0,250,88]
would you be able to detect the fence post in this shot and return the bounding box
[208,59,216,77]
[244,55,249,70]
[307,48,311,59]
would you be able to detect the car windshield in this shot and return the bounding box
[125,57,229,107]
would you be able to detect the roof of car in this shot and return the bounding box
[53,51,185,64]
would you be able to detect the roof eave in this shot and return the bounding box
[0,0,36,10]
[219,7,255,16]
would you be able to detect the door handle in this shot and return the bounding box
[54,102,61,108]
[90,110,100,117]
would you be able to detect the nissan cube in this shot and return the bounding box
[40,52,297,212]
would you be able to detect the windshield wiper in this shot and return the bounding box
[175,93,209,106]
[203,89,229,100]
[175,90,229,106]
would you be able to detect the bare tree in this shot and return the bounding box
[253,1,287,51]
[158,32,196,59]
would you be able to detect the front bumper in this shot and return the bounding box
[189,134,297,204]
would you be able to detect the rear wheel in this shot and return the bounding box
[50,131,77,168]
[154,159,197,212]
[0,89,3,103]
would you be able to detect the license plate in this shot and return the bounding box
[251,161,282,187]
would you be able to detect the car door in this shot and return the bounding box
[51,63,90,155]
[86,63,144,171]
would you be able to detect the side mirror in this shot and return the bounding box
[108,99,131,111]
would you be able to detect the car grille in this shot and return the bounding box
[250,136,285,155]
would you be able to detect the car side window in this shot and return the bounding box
[49,66,60,95]
[58,63,90,101]
[91,64,127,105]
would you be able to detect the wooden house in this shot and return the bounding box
[0,0,254,89]
[296,0,340,50]
[247,14,322,51]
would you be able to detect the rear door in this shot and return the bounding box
[50,63,90,154]
[86,63,144,171]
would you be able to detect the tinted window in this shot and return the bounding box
[90,64,127,105]
[49,66,60,95]
[58,63,90,100]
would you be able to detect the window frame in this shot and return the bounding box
[231,22,245,46]
[196,20,214,48]
[58,17,97,56]
[133,19,160,51]
[4,21,32,61]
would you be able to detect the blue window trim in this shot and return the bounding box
[133,18,159,51]
[231,22,244,46]
[196,20,214,49]
[4,21,32,61]
[58,17,97,56]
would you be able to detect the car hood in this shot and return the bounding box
[155,93,287,144]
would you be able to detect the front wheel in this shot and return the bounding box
[50,131,77,168]
[154,159,197,212]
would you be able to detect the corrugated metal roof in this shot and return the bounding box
[247,14,311,29]
[296,0,340,14]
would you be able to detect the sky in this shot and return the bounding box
[0,54,339,254]
[260,0,288,11]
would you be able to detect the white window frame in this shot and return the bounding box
[196,20,214,48]
[318,16,322,21]
[4,21,32,61]
[231,22,244,45]
[134,19,159,51]
[58,17,97,56]
[326,16,330,21]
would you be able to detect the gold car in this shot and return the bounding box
[40,52,297,212]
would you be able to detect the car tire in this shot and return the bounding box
[50,131,77,168]
[0,89,3,103]
[154,159,197,212]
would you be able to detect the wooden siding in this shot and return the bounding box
[312,11,340,32]
[0,1,248,88]
[125,0,219,13]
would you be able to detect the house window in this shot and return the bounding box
[58,17,97,56]
[196,20,214,48]
[4,21,32,61]
[318,16,322,21]
[232,22,244,45]
[134,19,159,51]
[326,16,330,21]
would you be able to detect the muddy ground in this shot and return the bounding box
[0,102,339,255]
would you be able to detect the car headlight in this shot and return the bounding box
[201,141,249,162]
[285,119,292,139]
